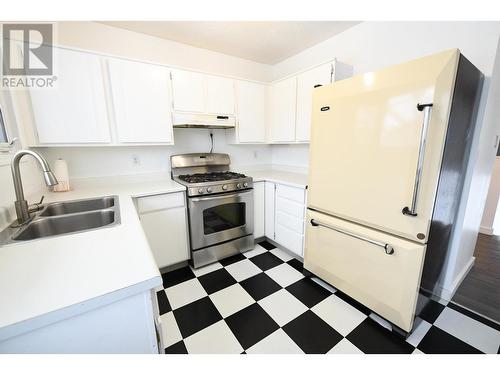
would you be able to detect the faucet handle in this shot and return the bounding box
[28,195,45,214]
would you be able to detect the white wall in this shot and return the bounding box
[270,21,500,299]
[480,157,500,234]
[37,129,271,179]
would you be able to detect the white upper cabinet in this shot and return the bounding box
[268,77,297,143]
[170,69,206,113]
[107,59,173,144]
[230,80,266,143]
[295,62,333,142]
[170,69,235,115]
[29,47,110,144]
[206,75,235,115]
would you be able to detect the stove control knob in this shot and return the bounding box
[222,184,228,190]
[206,187,213,193]
[243,182,248,188]
[198,188,205,194]
[236,183,242,189]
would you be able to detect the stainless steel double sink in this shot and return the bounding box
[0,196,120,246]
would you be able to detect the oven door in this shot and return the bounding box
[188,189,254,250]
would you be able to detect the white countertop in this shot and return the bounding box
[241,167,308,188]
[0,168,306,340]
[0,173,184,340]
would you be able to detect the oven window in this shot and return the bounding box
[203,203,246,235]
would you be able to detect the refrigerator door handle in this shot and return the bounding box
[402,103,434,217]
[310,219,395,255]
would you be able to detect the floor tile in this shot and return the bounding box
[412,348,425,354]
[417,298,446,324]
[328,338,364,354]
[225,303,279,349]
[417,326,482,354]
[161,266,195,288]
[447,302,500,332]
[209,284,255,318]
[270,248,293,262]
[258,289,308,326]
[283,310,343,354]
[173,296,223,339]
[160,311,182,348]
[164,340,187,354]
[219,253,246,267]
[165,278,207,310]
[258,240,276,250]
[346,318,414,354]
[311,277,337,294]
[243,245,268,258]
[286,277,332,308]
[224,258,262,282]
[198,268,237,294]
[156,290,171,315]
[287,258,304,272]
[434,307,500,354]
[265,263,304,287]
[333,289,372,315]
[239,272,282,301]
[184,320,243,354]
[406,317,432,347]
[311,294,367,336]
[246,329,304,354]
[191,262,223,277]
[250,252,284,271]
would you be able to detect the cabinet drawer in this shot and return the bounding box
[304,209,426,332]
[276,184,305,204]
[275,223,303,256]
[137,192,185,214]
[276,196,304,219]
[276,211,304,234]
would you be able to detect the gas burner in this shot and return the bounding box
[178,171,247,183]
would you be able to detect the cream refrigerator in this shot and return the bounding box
[304,49,483,334]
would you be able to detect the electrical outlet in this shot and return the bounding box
[253,150,258,159]
[132,155,141,166]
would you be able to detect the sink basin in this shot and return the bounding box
[40,197,115,216]
[13,209,116,241]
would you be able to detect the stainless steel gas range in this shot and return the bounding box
[171,153,254,268]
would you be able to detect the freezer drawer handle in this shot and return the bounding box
[310,219,395,255]
[402,103,434,217]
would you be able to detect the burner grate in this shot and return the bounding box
[178,171,247,183]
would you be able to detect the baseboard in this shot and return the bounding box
[479,225,494,235]
[435,256,475,301]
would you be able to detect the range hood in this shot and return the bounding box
[172,112,236,129]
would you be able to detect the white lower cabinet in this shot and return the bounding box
[253,182,265,238]
[0,290,160,353]
[264,182,276,239]
[136,192,190,269]
[264,182,306,257]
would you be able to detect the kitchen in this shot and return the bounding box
[1,8,500,368]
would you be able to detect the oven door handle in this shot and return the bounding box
[190,190,252,202]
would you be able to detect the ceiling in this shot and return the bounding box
[99,21,359,65]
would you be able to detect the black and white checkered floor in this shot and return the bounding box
[157,241,500,354]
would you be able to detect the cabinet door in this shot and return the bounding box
[108,59,173,143]
[264,182,275,239]
[235,81,266,143]
[275,184,306,256]
[29,48,110,144]
[269,77,297,143]
[296,62,333,142]
[206,75,235,115]
[140,206,190,269]
[253,182,265,238]
[170,69,205,113]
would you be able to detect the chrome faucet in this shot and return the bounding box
[11,149,58,226]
